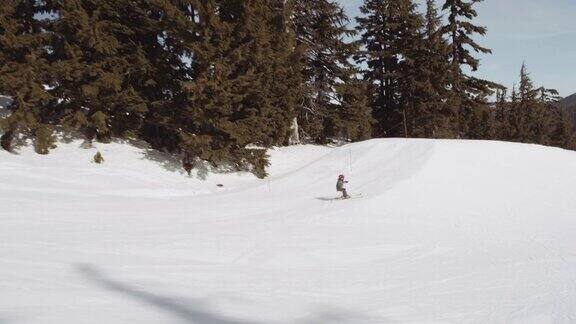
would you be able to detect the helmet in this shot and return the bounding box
[338,174,345,179]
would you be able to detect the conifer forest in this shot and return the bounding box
[1,0,574,177]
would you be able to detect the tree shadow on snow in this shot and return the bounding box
[141,149,246,181]
[141,149,214,180]
[75,264,263,324]
[0,313,22,324]
[74,264,386,324]
[141,149,188,174]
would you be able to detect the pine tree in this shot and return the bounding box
[411,0,452,138]
[564,103,576,134]
[46,0,195,144]
[268,0,303,145]
[518,63,539,103]
[331,78,373,141]
[178,0,238,164]
[34,124,57,154]
[494,88,512,141]
[293,0,366,142]
[494,63,575,149]
[356,0,423,138]
[548,108,574,149]
[517,63,539,142]
[356,0,397,137]
[222,0,281,146]
[0,0,54,151]
[394,0,429,138]
[177,0,285,177]
[441,0,498,137]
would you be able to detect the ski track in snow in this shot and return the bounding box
[1,138,576,323]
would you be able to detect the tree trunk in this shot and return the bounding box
[289,117,300,144]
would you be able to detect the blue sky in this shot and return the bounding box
[338,0,576,97]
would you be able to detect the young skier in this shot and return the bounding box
[336,174,349,199]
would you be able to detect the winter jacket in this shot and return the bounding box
[336,179,347,191]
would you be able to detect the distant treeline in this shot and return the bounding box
[1,0,574,177]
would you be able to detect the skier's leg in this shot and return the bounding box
[343,189,349,198]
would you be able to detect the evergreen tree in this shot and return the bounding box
[565,103,576,132]
[411,0,451,138]
[0,0,54,151]
[222,0,282,146]
[3,0,301,174]
[294,0,368,142]
[518,63,539,103]
[34,124,57,154]
[178,0,241,166]
[494,64,575,149]
[46,0,192,145]
[267,0,303,145]
[548,108,574,149]
[356,0,423,137]
[331,78,373,141]
[494,88,512,141]
[356,0,397,136]
[441,0,498,137]
[394,0,430,138]
[516,63,539,142]
[178,0,289,177]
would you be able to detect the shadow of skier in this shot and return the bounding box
[314,197,340,201]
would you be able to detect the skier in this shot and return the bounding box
[336,174,349,199]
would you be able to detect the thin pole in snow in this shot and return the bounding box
[402,109,409,139]
[349,146,352,173]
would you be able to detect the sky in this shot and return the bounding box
[338,0,576,97]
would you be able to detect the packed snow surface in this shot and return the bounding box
[1,138,576,323]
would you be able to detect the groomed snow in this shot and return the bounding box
[1,139,576,323]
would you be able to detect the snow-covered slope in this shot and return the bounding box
[1,139,576,324]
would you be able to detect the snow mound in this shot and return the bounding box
[1,139,576,324]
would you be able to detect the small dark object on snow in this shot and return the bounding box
[217,184,224,187]
[93,151,104,164]
[1,130,14,152]
[182,152,193,176]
